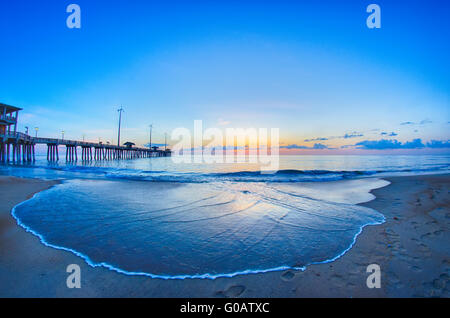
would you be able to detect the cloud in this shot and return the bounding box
[284,138,450,151]
[304,131,366,143]
[402,139,425,149]
[304,137,328,142]
[312,143,329,149]
[342,132,363,139]
[304,131,364,142]
[281,143,331,150]
[400,119,432,126]
[427,140,450,148]
[280,144,308,149]
[380,132,397,136]
[355,139,425,150]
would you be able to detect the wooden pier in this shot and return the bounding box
[0,132,35,163]
[0,103,171,163]
[36,137,170,162]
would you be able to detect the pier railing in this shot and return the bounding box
[0,131,33,142]
[32,137,161,152]
[1,132,171,162]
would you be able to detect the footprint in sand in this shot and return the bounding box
[422,274,449,297]
[329,274,345,285]
[417,243,432,257]
[388,272,405,289]
[281,270,296,281]
[411,266,422,272]
[216,285,246,298]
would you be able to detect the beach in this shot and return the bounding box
[0,174,448,298]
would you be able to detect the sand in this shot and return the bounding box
[0,174,448,297]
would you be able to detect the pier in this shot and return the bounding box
[0,103,171,162]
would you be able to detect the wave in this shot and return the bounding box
[2,161,449,184]
[75,166,450,183]
[211,169,373,179]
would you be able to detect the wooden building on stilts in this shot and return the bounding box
[0,103,35,163]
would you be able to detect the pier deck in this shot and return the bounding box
[0,132,170,162]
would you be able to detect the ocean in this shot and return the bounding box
[2,155,449,279]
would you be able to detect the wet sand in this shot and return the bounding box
[0,174,448,297]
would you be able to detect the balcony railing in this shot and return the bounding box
[0,114,16,122]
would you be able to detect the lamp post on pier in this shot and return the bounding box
[149,124,153,149]
[117,106,124,147]
[164,132,167,151]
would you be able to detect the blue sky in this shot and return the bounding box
[1,0,449,153]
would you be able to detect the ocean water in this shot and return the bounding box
[2,155,450,279]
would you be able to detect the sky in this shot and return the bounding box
[1,0,449,154]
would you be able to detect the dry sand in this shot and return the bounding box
[0,174,448,297]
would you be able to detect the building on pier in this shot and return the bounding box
[0,103,20,136]
[123,141,135,148]
[0,103,35,162]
